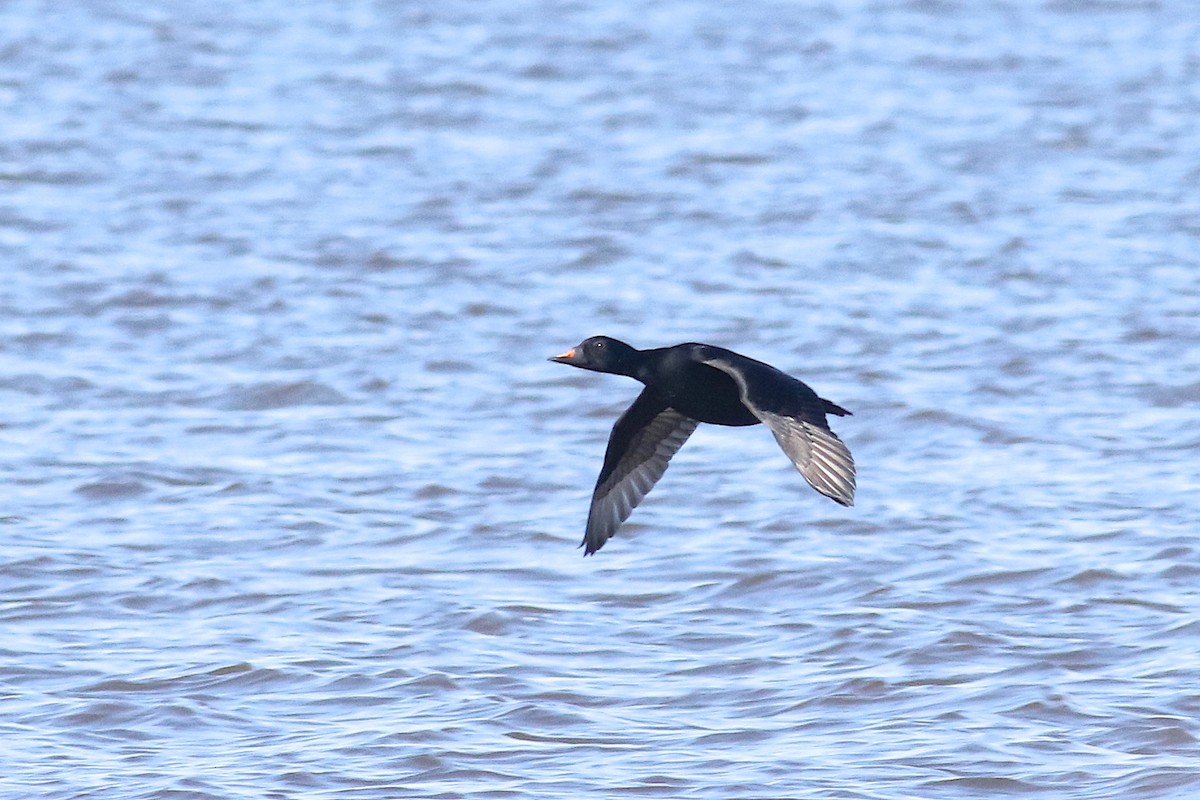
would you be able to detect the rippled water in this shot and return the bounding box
[3,1,1200,798]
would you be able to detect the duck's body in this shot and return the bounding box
[625,345,759,426]
[550,336,855,555]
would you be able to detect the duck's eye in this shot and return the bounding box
[594,341,605,349]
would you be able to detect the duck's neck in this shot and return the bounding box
[597,343,644,381]
[625,348,659,384]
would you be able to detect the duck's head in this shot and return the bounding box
[549,336,637,374]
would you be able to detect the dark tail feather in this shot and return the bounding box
[821,398,852,417]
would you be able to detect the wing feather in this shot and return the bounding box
[697,354,856,507]
[758,411,856,506]
[583,389,699,555]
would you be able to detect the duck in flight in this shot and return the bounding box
[550,336,855,555]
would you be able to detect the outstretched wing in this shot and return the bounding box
[698,354,855,507]
[583,388,699,555]
[747,410,855,506]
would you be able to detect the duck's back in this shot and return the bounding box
[638,345,760,426]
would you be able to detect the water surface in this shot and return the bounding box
[2,1,1199,798]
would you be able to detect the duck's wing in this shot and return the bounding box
[697,353,855,507]
[583,388,699,555]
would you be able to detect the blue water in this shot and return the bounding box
[3,1,1199,798]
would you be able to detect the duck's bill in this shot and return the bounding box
[548,348,580,364]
